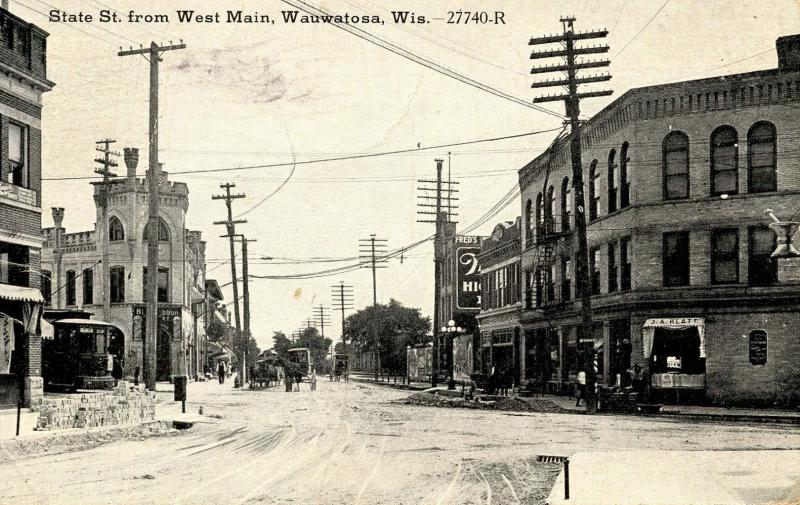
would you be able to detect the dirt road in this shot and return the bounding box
[1,379,798,505]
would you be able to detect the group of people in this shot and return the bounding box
[283,367,317,392]
[574,364,647,406]
[489,366,513,396]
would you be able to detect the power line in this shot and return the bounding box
[41,128,564,181]
[614,0,672,58]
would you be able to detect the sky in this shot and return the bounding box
[21,0,800,351]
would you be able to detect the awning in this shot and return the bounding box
[41,319,54,340]
[642,318,705,359]
[0,284,44,303]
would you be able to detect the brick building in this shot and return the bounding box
[519,34,800,405]
[40,161,209,384]
[475,219,521,383]
[0,7,53,408]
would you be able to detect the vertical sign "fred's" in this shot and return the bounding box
[456,235,482,310]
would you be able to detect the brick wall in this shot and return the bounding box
[0,205,41,237]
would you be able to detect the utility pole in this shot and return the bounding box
[314,305,331,339]
[417,159,459,388]
[359,235,388,380]
[234,234,256,387]
[212,183,246,387]
[92,139,119,324]
[331,282,354,353]
[119,40,186,391]
[530,17,612,414]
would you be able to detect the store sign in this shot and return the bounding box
[456,235,482,310]
[666,356,682,369]
[748,330,767,365]
[132,304,183,342]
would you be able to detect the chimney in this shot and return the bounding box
[777,34,800,71]
[123,147,139,186]
[51,207,64,229]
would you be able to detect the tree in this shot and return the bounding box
[344,299,430,375]
[295,326,332,373]
[272,331,292,358]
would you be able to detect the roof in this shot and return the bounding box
[51,318,118,327]
[205,280,224,301]
[0,284,44,303]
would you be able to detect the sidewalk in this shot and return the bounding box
[546,450,800,505]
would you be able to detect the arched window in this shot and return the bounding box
[589,160,600,220]
[748,121,777,193]
[663,131,689,200]
[143,218,171,242]
[525,199,534,247]
[546,185,556,234]
[109,216,124,241]
[110,266,125,303]
[608,149,618,213]
[711,126,739,195]
[65,269,76,306]
[561,177,571,232]
[535,192,544,239]
[41,269,52,306]
[620,142,631,208]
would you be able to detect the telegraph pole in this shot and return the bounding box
[212,183,246,387]
[331,282,354,353]
[92,139,118,324]
[119,40,186,391]
[417,159,459,388]
[530,17,612,414]
[234,234,256,387]
[359,235,388,380]
[314,305,331,339]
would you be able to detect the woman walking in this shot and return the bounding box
[217,361,226,385]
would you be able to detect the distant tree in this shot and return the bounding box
[206,319,227,342]
[294,326,332,373]
[344,299,430,375]
[272,331,292,358]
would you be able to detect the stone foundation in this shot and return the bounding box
[36,381,156,430]
[23,376,43,408]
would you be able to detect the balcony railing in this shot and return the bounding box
[0,182,37,207]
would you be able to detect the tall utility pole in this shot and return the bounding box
[119,41,186,391]
[212,183,246,386]
[93,139,119,324]
[417,159,459,388]
[359,235,388,380]
[331,282,354,353]
[314,305,331,339]
[234,234,256,386]
[530,17,612,414]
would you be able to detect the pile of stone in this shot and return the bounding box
[36,382,156,431]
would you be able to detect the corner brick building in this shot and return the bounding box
[0,7,53,408]
[518,34,800,405]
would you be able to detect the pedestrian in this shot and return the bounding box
[218,361,226,385]
[575,370,586,407]
[294,371,303,392]
[284,367,293,392]
[310,369,317,392]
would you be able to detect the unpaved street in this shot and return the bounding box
[1,379,799,505]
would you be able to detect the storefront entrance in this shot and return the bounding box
[643,318,706,403]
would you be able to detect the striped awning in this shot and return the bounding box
[0,284,44,303]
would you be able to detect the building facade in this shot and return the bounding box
[41,162,208,383]
[519,35,800,405]
[475,219,521,384]
[0,7,53,408]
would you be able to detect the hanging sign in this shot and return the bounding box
[456,235,482,310]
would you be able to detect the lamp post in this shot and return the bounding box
[441,319,464,390]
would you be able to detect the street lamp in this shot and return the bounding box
[440,319,464,390]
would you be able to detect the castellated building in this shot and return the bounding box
[41,155,208,383]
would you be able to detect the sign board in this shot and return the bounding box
[748,330,767,365]
[132,304,183,342]
[456,235,482,310]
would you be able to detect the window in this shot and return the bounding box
[143,218,171,242]
[590,248,601,295]
[0,242,28,286]
[608,242,618,292]
[536,269,545,307]
[41,270,52,305]
[748,227,778,286]
[663,131,689,200]
[608,149,618,213]
[663,232,690,287]
[620,237,631,291]
[525,270,534,309]
[525,199,534,247]
[546,186,556,234]
[83,267,94,305]
[66,270,76,306]
[711,229,739,284]
[109,216,124,241]
[561,257,571,300]
[7,122,27,187]
[620,142,631,208]
[748,122,777,193]
[589,160,600,220]
[561,177,571,232]
[110,266,125,303]
[143,267,169,303]
[546,263,556,303]
[535,193,544,239]
[711,126,739,195]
